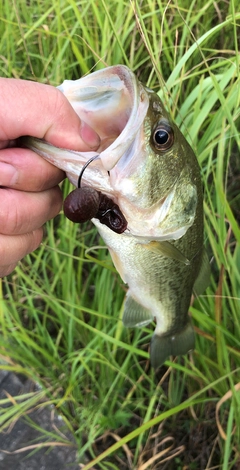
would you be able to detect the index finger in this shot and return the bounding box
[0,78,100,151]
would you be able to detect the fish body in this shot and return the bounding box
[25,65,209,368]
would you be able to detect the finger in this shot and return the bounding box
[0,228,43,277]
[0,78,100,150]
[0,186,63,235]
[0,147,65,191]
[0,263,19,277]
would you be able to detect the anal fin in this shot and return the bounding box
[150,321,195,369]
[123,295,153,328]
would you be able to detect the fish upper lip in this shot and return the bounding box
[99,81,149,171]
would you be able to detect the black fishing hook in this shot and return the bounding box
[77,155,100,188]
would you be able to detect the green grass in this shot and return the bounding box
[0,0,240,468]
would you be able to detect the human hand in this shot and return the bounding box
[0,78,100,277]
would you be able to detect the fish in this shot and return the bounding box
[24,65,210,368]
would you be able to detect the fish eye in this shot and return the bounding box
[152,122,174,151]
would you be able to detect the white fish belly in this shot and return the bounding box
[93,220,177,334]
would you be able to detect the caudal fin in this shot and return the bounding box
[150,322,195,369]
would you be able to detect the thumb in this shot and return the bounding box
[0,78,100,151]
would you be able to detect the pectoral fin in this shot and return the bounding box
[123,295,153,327]
[193,248,211,295]
[150,321,195,369]
[141,241,190,265]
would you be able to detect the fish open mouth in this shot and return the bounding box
[24,65,199,242]
[25,66,149,190]
[57,65,149,171]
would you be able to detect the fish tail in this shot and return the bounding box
[150,322,195,369]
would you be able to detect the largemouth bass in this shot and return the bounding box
[25,65,209,368]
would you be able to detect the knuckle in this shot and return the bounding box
[0,191,20,234]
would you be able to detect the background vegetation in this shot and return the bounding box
[0,0,239,468]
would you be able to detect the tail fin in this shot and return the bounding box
[150,322,195,369]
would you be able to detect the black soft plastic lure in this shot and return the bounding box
[63,156,127,234]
